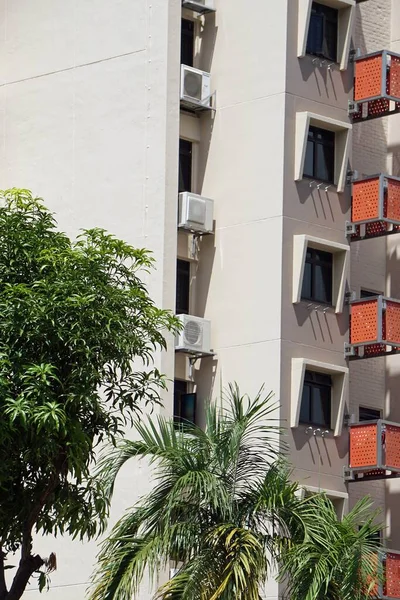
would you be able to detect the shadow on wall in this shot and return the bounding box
[352,4,389,176]
[197,13,218,193]
[386,485,400,548]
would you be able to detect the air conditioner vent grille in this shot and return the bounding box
[184,320,202,346]
[183,71,202,100]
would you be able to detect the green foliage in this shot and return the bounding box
[90,384,304,600]
[90,383,383,600]
[0,189,178,598]
[279,494,384,600]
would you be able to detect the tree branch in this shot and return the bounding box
[5,553,44,600]
[0,548,8,600]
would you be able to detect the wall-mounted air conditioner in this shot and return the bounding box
[178,192,214,234]
[182,0,215,14]
[180,65,211,110]
[176,314,211,354]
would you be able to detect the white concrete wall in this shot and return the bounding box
[0,0,181,597]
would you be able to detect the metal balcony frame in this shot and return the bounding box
[346,174,400,240]
[350,50,400,122]
[378,549,400,600]
[345,295,400,360]
[345,419,400,482]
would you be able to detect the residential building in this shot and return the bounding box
[1,0,400,598]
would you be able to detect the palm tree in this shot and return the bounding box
[89,384,306,600]
[279,494,384,600]
[89,384,383,600]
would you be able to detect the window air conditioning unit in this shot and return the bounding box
[180,65,211,110]
[178,192,214,234]
[182,0,215,13]
[176,314,211,354]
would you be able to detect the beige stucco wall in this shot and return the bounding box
[0,0,181,597]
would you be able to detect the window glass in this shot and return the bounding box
[314,262,332,303]
[359,406,381,422]
[179,139,192,193]
[360,289,380,299]
[174,380,196,426]
[304,126,335,184]
[316,142,334,182]
[307,2,338,62]
[176,259,190,315]
[300,370,332,427]
[304,140,314,178]
[301,248,333,304]
[181,19,194,67]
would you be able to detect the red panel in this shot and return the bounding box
[355,55,383,101]
[386,552,400,598]
[350,424,378,468]
[386,178,400,221]
[385,301,400,344]
[385,425,400,470]
[352,178,380,222]
[350,300,380,344]
[389,56,400,98]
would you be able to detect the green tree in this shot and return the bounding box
[279,494,383,600]
[0,189,179,600]
[90,385,308,600]
[90,384,383,600]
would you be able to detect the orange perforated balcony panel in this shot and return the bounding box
[385,552,400,598]
[350,300,379,344]
[389,55,400,98]
[352,177,380,222]
[349,423,378,468]
[355,55,383,101]
[385,424,400,470]
[385,301,400,344]
[387,178,400,221]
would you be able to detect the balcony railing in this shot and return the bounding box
[378,550,400,599]
[347,175,400,240]
[345,420,400,481]
[345,296,400,359]
[350,50,400,122]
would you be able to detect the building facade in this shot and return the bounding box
[1,0,400,598]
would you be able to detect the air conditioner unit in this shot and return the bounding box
[176,314,211,354]
[178,192,214,234]
[182,0,216,13]
[180,65,211,110]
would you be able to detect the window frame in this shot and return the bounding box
[303,125,336,184]
[300,369,333,428]
[176,258,191,315]
[306,2,339,63]
[300,486,348,520]
[295,112,352,193]
[291,358,349,436]
[301,247,333,305]
[297,0,355,71]
[292,234,349,314]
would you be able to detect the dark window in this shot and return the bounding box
[360,289,380,299]
[359,406,381,422]
[304,126,335,183]
[181,19,194,67]
[300,370,332,427]
[301,247,333,304]
[306,2,338,62]
[179,138,192,193]
[176,259,190,315]
[174,380,197,426]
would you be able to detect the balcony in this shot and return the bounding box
[347,175,400,241]
[345,420,400,481]
[345,296,400,359]
[350,50,400,122]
